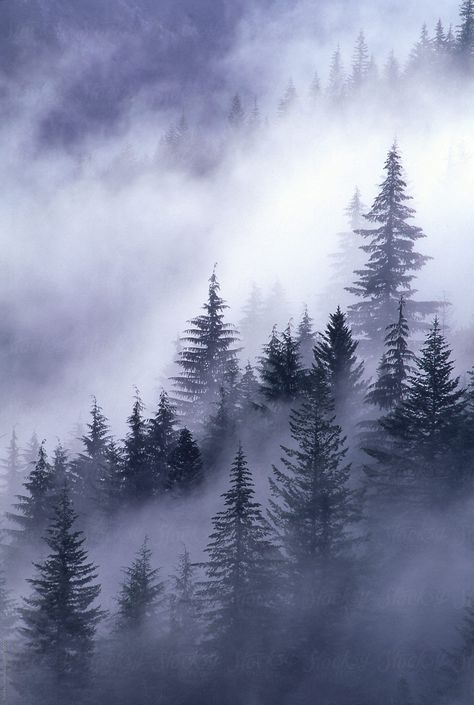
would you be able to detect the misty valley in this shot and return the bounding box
[0,1,473,705]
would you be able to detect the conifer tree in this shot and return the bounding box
[457,0,474,66]
[235,362,261,421]
[228,93,245,128]
[147,390,178,493]
[122,390,153,503]
[259,324,303,404]
[328,187,366,306]
[269,369,360,588]
[22,432,40,474]
[327,46,346,104]
[1,429,22,501]
[240,283,265,359]
[365,320,466,503]
[51,443,70,492]
[314,307,365,423]
[309,70,321,105]
[347,144,437,348]
[434,19,447,55]
[278,79,297,117]
[72,397,111,511]
[384,51,401,86]
[201,447,276,678]
[384,319,465,462]
[408,24,434,74]
[166,428,203,493]
[169,547,198,641]
[116,538,164,632]
[349,31,370,91]
[7,443,53,545]
[173,268,240,425]
[15,488,103,703]
[366,298,414,411]
[297,306,316,368]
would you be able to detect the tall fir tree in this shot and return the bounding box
[173,268,240,427]
[328,187,366,308]
[7,443,53,546]
[278,79,297,118]
[166,428,203,494]
[239,283,265,360]
[366,298,414,411]
[122,390,153,503]
[1,429,22,501]
[365,319,466,505]
[169,547,199,644]
[228,93,245,128]
[15,487,103,704]
[269,368,360,591]
[408,24,434,75]
[200,446,276,701]
[146,390,178,493]
[259,324,303,404]
[347,144,437,349]
[116,538,164,633]
[327,46,346,104]
[313,307,365,424]
[457,0,474,66]
[297,306,316,368]
[349,30,370,91]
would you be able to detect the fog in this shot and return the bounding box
[1,2,474,704]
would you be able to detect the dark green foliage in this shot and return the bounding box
[366,298,414,411]
[15,488,103,703]
[297,306,316,368]
[314,307,365,422]
[166,428,203,493]
[7,443,53,545]
[116,538,164,632]
[365,320,466,505]
[269,369,361,586]
[122,390,153,503]
[1,429,22,501]
[457,0,474,65]
[259,324,303,404]
[201,447,276,664]
[147,390,178,492]
[173,269,240,425]
[347,144,437,348]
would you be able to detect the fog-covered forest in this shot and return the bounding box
[0,1,474,704]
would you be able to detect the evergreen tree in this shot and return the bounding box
[7,443,53,545]
[297,306,316,368]
[349,30,370,91]
[235,362,261,422]
[434,19,447,56]
[51,443,70,492]
[1,429,22,501]
[328,187,366,307]
[201,446,276,694]
[365,320,466,504]
[269,366,360,593]
[228,93,245,128]
[314,307,365,423]
[366,298,414,411]
[240,283,265,359]
[327,46,346,104]
[457,0,474,66]
[384,51,401,86]
[122,390,153,503]
[72,397,111,510]
[22,432,40,474]
[15,488,103,703]
[278,79,297,118]
[166,428,203,493]
[116,538,164,632]
[309,70,321,105]
[147,390,178,493]
[259,324,303,404]
[384,319,465,462]
[169,547,198,641]
[347,144,437,348]
[408,24,434,74]
[173,268,240,426]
